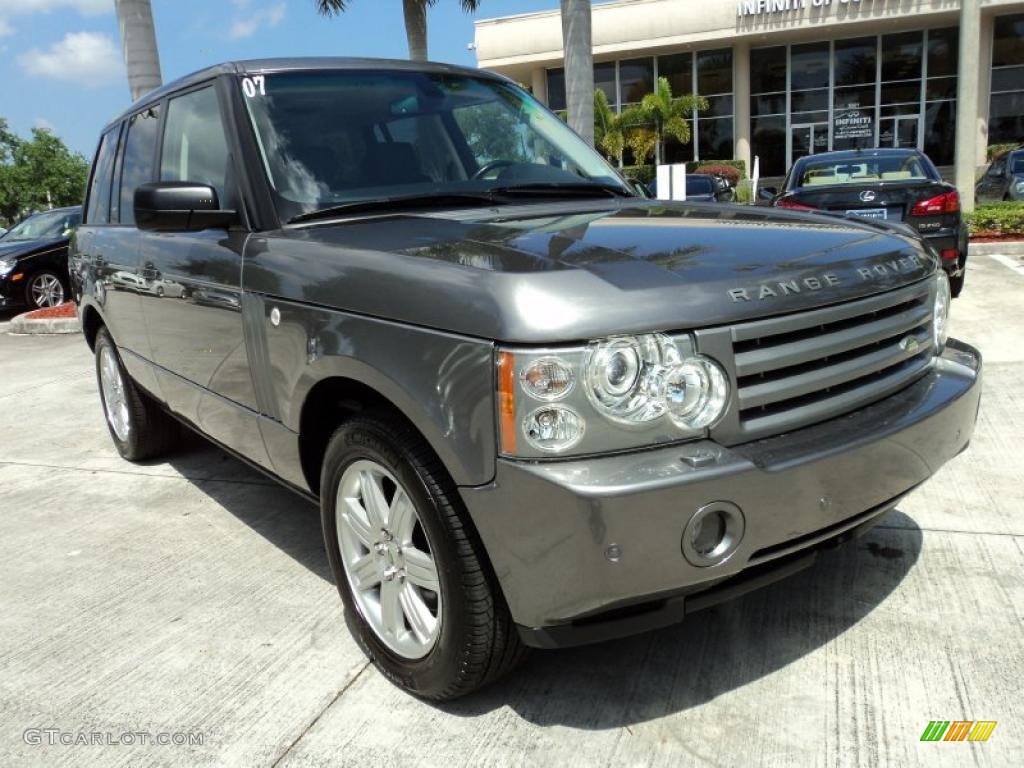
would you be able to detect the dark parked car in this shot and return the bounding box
[766,149,968,296]
[648,173,732,202]
[73,59,980,700]
[976,147,1024,202]
[0,206,81,309]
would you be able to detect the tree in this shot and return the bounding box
[637,76,708,165]
[593,90,657,167]
[0,120,89,226]
[316,1,480,62]
[114,0,162,101]
[559,0,594,146]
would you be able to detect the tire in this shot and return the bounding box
[25,270,67,308]
[94,327,180,461]
[320,413,523,700]
[949,270,965,298]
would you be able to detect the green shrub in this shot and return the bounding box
[987,142,1021,161]
[964,201,1024,236]
[734,179,754,204]
[691,163,742,184]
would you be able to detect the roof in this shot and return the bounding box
[104,57,502,130]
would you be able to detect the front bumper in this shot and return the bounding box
[460,340,982,647]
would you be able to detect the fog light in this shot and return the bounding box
[682,501,744,567]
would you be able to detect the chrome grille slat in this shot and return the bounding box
[738,326,931,409]
[722,279,936,441]
[730,282,928,343]
[734,302,930,376]
[739,353,934,435]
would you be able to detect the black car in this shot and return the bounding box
[647,173,731,202]
[766,149,968,296]
[976,147,1024,202]
[0,206,81,309]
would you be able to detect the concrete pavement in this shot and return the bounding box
[0,250,1022,767]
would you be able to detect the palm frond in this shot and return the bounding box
[316,0,349,17]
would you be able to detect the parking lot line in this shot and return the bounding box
[989,253,1024,276]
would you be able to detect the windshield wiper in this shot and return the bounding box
[287,192,501,224]
[490,182,632,199]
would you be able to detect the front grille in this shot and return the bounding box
[728,280,935,440]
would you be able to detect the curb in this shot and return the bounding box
[969,240,1024,255]
[7,314,82,335]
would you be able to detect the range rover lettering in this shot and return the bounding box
[71,59,982,700]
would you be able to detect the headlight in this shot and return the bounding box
[498,333,730,458]
[1015,180,1024,195]
[933,270,951,352]
[0,258,14,276]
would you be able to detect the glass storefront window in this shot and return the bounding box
[619,58,653,106]
[791,42,829,90]
[924,100,956,165]
[791,89,828,113]
[834,37,876,86]
[752,92,786,116]
[703,94,734,118]
[698,117,733,160]
[658,52,692,98]
[882,32,923,82]
[992,13,1024,68]
[925,77,957,101]
[546,68,566,112]
[751,46,786,94]
[991,14,1024,144]
[881,81,921,106]
[927,28,959,78]
[595,62,617,107]
[697,49,732,95]
[752,116,786,176]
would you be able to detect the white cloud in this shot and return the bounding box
[229,2,286,40]
[0,18,13,37]
[34,118,56,133]
[18,31,124,85]
[0,0,110,15]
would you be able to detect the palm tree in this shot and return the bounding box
[594,90,657,167]
[638,76,708,166]
[316,1,480,62]
[114,0,162,101]
[560,0,594,146]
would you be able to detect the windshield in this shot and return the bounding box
[240,70,629,221]
[795,155,936,187]
[2,210,80,241]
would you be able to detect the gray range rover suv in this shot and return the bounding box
[71,59,982,700]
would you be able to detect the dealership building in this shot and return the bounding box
[474,0,1024,178]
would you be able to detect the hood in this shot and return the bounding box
[246,200,937,343]
[0,237,66,260]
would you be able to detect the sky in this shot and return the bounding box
[0,0,566,157]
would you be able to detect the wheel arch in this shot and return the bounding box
[80,300,107,351]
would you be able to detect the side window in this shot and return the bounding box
[85,126,120,224]
[117,106,161,226]
[160,87,232,206]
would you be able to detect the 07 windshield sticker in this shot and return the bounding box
[241,75,266,98]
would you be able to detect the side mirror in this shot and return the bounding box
[988,166,1004,178]
[135,182,236,232]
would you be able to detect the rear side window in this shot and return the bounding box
[85,126,120,224]
[160,87,232,206]
[117,106,161,225]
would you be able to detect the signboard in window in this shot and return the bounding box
[833,108,873,141]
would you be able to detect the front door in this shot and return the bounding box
[138,82,266,464]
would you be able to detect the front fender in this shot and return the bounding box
[261,298,497,487]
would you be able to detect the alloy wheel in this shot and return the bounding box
[30,273,64,308]
[99,345,131,442]
[336,459,442,660]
